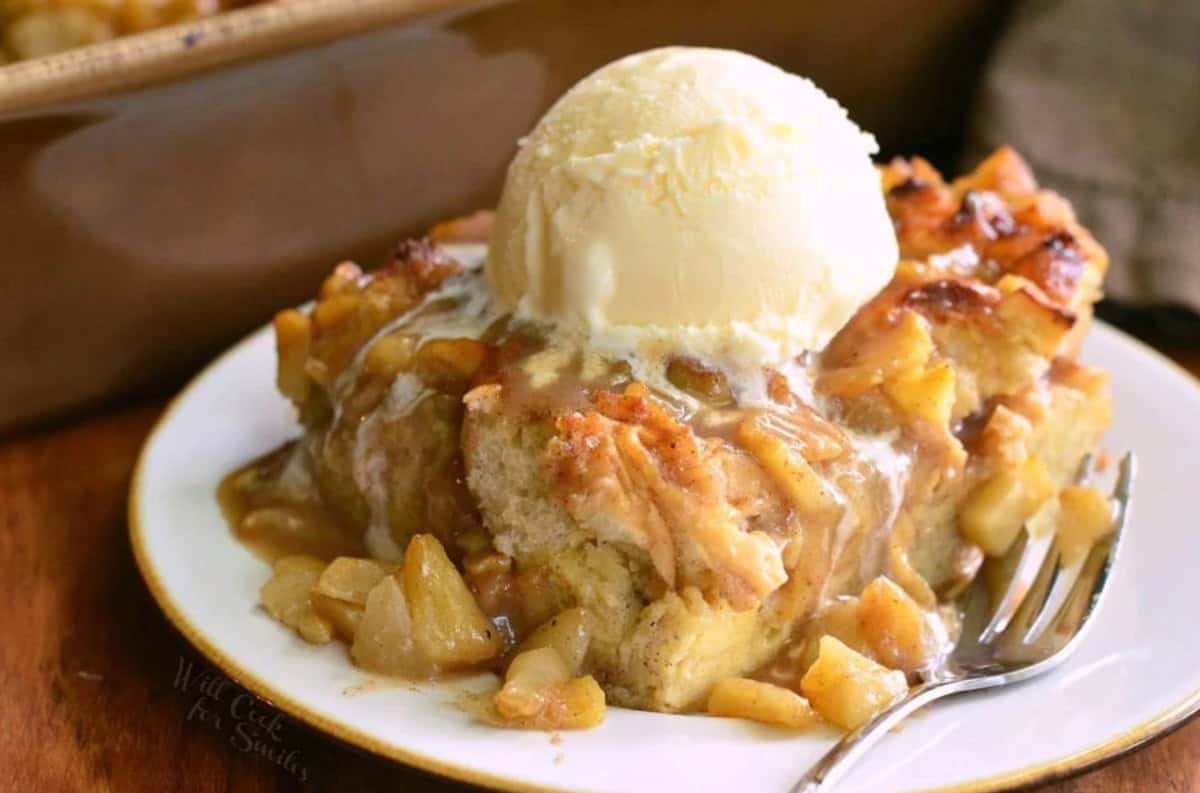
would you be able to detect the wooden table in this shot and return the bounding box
[4,350,1199,793]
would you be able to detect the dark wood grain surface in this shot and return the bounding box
[3,349,1199,793]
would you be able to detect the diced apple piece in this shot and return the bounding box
[403,534,503,669]
[1056,486,1114,564]
[350,574,433,677]
[821,310,936,398]
[317,261,362,299]
[314,557,389,605]
[666,357,734,406]
[415,338,490,393]
[363,333,416,379]
[817,364,884,399]
[494,647,606,730]
[495,647,570,719]
[959,455,1055,556]
[312,293,358,331]
[1025,494,1060,539]
[273,309,312,404]
[519,608,590,676]
[309,557,391,641]
[259,555,333,645]
[295,611,334,644]
[706,678,817,729]
[858,577,938,673]
[311,595,363,641]
[800,636,907,731]
[527,676,606,730]
[883,363,956,428]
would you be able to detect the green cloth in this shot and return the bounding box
[966,0,1200,315]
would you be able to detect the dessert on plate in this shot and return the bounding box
[220,47,1116,732]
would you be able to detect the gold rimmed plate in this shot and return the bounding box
[131,320,1200,793]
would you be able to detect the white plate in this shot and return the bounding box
[131,320,1200,793]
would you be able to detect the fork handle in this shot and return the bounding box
[791,677,994,792]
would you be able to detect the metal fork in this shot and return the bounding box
[792,452,1136,793]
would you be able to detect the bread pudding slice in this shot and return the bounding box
[222,148,1113,722]
[462,379,901,711]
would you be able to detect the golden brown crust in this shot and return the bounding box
[880,146,1106,318]
[817,148,1113,602]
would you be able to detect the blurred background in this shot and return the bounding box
[1,0,1197,434]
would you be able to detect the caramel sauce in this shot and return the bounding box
[211,148,1111,724]
[220,245,947,702]
[223,303,909,605]
[218,443,365,563]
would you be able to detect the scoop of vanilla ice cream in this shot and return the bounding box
[487,46,898,363]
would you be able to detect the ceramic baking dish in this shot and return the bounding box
[0,0,1000,431]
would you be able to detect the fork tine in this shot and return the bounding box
[977,454,1094,645]
[979,532,1055,644]
[999,532,1064,647]
[1111,453,1136,522]
[1022,556,1084,642]
[1023,452,1136,643]
[1039,533,1113,641]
